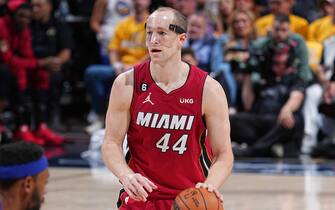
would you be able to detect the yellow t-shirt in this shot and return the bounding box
[306,41,323,73]
[255,14,309,39]
[108,16,148,65]
[307,16,335,43]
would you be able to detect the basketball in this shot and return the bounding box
[171,187,224,210]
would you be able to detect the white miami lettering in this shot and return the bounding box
[156,114,170,129]
[136,112,195,130]
[136,112,152,127]
[179,98,194,104]
[170,115,188,130]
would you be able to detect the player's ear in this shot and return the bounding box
[22,176,35,194]
[178,33,187,47]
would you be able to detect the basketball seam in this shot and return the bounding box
[197,188,208,210]
[178,194,191,210]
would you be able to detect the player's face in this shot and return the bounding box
[26,169,49,210]
[145,11,187,63]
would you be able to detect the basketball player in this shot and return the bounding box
[102,7,234,210]
[0,142,49,210]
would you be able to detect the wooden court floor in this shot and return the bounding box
[43,167,335,210]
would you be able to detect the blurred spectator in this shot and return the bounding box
[0,0,7,16]
[307,0,335,43]
[165,0,179,9]
[301,34,335,154]
[323,69,335,105]
[178,0,198,17]
[30,0,74,128]
[108,0,149,74]
[184,12,216,72]
[0,0,64,146]
[291,0,320,23]
[252,15,312,85]
[149,0,168,12]
[211,10,256,110]
[317,0,334,17]
[255,0,309,38]
[0,63,14,144]
[181,47,198,66]
[0,64,11,113]
[231,43,305,158]
[235,0,255,12]
[216,0,235,35]
[90,0,133,64]
[309,67,335,157]
[85,0,133,132]
[84,0,150,134]
[254,0,271,16]
[197,0,206,10]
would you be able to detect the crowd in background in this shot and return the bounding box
[1,0,335,159]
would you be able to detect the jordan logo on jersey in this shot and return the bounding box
[136,112,195,130]
[143,92,154,105]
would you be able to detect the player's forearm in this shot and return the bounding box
[102,141,134,179]
[205,151,234,189]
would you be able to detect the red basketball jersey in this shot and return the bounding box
[127,60,212,200]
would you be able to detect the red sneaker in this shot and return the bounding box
[14,125,45,146]
[35,123,65,145]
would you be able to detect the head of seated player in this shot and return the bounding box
[145,7,188,64]
[0,142,49,210]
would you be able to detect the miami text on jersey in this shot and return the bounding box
[136,112,195,130]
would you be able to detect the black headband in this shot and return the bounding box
[169,24,186,34]
[145,23,186,34]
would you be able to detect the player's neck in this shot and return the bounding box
[1,192,22,210]
[150,59,188,85]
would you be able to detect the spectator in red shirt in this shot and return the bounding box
[0,0,64,146]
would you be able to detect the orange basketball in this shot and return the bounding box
[171,187,224,210]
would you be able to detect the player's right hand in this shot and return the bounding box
[120,173,158,202]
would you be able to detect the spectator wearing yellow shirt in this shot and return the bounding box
[108,3,149,75]
[308,1,335,43]
[84,0,150,134]
[255,0,309,38]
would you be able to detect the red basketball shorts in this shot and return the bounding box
[118,190,174,210]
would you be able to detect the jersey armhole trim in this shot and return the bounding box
[200,75,208,127]
[129,67,136,115]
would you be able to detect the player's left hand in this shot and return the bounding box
[195,182,223,202]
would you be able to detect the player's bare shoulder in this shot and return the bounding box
[203,76,227,100]
[113,68,134,88]
[110,68,134,107]
[202,76,228,114]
